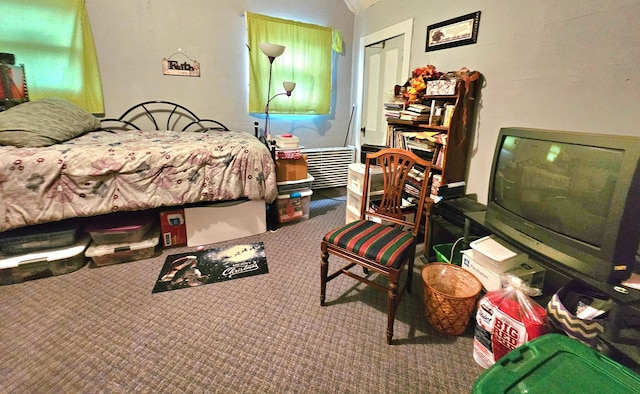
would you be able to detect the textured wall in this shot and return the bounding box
[86,0,355,149]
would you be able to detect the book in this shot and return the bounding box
[406,103,430,114]
[383,102,404,110]
[442,104,455,127]
[399,110,430,121]
[385,109,401,118]
[431,145,442,167]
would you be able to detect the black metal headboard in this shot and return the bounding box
[99,100,230,132]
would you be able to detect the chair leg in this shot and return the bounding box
[386,280,399,345]
[320,248,329,307]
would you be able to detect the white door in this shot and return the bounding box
[361,35,405,147]
[354,19,413,154]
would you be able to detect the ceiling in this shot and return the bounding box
[343,0,382,14]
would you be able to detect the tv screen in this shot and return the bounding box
[486,127,640,285]
[493,136,622,248]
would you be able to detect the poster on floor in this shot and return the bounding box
[152,242,268,293]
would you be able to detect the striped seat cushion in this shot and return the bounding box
[323,219,415,269]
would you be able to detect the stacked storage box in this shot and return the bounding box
[84,213,159,267]
[276,174,314,224]
[0,220,89,285]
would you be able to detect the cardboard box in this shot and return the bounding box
[159,209,187,248]
[461,249,545,292]
[184,200,266,247]
[276,156,308,181]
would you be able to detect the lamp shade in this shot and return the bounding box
[282,81,296,93]
[259,42,285,58]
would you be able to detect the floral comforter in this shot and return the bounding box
[0,129,277,232]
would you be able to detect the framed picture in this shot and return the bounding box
[426,11,481,52]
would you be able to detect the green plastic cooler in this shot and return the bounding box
[472,333,640,393]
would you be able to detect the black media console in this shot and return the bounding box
[424,196,640,372]
[451,199,640,372]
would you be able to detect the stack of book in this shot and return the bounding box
[399,103,430,122]
[383,102,404,119]
[404,166,425,199]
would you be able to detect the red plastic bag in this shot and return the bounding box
[473,275,549,368]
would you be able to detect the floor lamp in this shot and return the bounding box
[259,42,295,142]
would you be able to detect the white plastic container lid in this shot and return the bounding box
[85,230,160,258]
[0,235,91,270]
[277,190,313,199]
[276,174,314,186]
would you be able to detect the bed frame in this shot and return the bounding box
[100,100,231,133]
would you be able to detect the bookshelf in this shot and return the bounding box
[386,76,480,193]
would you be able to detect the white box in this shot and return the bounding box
[470,235,528,265]
[184,200,266,247]
[426,79,457,96]
[461,249,545,292]
[274,134,299,149]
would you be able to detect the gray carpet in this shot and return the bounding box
[0,189,486,393]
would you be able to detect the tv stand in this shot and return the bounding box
[462,209,640,372]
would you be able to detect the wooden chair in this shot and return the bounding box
[320,148,431,344]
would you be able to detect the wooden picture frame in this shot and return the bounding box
[425,11,481,52]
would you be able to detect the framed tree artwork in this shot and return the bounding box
[426,11,481,52]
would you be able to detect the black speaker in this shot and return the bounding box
[360,144,388,163]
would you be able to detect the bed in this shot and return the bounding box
[0,98,278,234]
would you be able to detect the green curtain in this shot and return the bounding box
[246,12,333,115]
[0,0,104,114]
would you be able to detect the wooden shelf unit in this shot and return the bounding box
[386,76,479,187]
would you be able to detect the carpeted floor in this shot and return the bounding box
[0,188,486,393]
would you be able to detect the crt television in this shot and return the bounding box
[485,127,640,284]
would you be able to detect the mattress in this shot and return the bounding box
[0,128,277,232]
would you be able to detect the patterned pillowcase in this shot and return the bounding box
[0,98,100,147]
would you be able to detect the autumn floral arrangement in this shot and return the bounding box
[402,64,443,103]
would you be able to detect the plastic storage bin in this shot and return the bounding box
[85,213,156,244]
[276,190,312,224]
[0,220,82,255]
[0,235,90,285]
[85,229,160,267]
[347,162,384,192]
[472,333,640,394]
[277,173,314,194]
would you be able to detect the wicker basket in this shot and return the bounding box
[422,263,482,335]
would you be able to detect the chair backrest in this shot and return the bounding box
[359,148,431,236]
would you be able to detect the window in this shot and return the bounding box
[246,12,333,115]
[0,0,104,114]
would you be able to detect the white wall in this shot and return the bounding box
[352,0,640,203]
[85,0,355,149]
